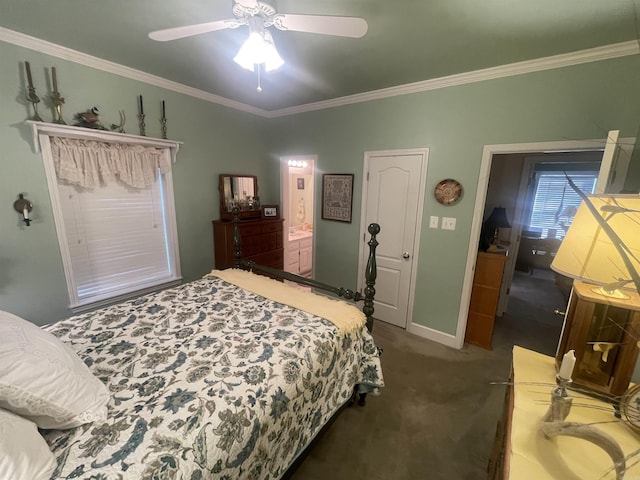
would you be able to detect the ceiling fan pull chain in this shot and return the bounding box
[256,65,262,93]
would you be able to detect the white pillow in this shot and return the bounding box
[0,310,110,429]
[0,408,57,480]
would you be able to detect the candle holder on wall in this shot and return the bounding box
[138,114,146,136]
[51,67,66,124]
[14,193,33,226]
[24,61,43,122]
[161,117,167,139]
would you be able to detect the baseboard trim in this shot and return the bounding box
[407,322,460,349]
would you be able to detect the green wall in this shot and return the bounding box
[0,41,273,325]
[266,54,640,336]
[2,37,640,341]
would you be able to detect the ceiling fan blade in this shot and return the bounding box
[273,14,368,38]
[149,19,241,41]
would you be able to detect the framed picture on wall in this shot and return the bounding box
[297,178,305,189]
[322,174,354,223]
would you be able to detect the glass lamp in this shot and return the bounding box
[233,18,284,73]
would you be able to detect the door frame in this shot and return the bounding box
[357,148,429,330]
[280,155,317,276]
[456,136,632,349]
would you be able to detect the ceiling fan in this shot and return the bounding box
[149,0,368,42]
[149,0,368,75]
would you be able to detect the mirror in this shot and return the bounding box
[219,174,261,220]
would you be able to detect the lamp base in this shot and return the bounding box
[590,286,630,300]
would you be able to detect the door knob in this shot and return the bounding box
[402,252,410,259]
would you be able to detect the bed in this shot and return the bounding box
[7,220,383,480]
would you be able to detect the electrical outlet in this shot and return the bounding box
[442,217,456,231]
[429,216,439,229]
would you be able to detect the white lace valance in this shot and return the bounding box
[51,136,171,189]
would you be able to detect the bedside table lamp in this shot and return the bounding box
[485,207,511,252]
[551,194,640,396]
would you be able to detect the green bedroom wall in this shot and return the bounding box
[3,37,640,342]
[0,42,273,325]
[265,54,640,337]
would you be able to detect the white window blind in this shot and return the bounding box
[58,171,177,306]
[528,173,598,238]
[34,126,182,312]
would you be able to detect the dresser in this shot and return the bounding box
[212,218,284,270]
[464,250,508,349]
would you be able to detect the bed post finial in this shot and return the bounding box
[232,207,241,269]
[363,223,379,332]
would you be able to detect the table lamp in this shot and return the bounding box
[486,207,511,252]
[551,194,640,299]
[551,194,640,397]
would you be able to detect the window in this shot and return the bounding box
[528,172,598,239]
[35,125,181,311]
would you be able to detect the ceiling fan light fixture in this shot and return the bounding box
[233,21,284,72]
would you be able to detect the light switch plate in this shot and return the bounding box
[429,216,439,229]
[442,217,456,230]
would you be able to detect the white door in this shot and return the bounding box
[359,149,427,328]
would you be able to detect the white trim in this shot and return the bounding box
[358,148,428,330]
[1,27,267,118]
[407,321,458,349]
[456,137,616,349]
[3,26,637,118]
[27,121,182,162]
[268,41,639,117]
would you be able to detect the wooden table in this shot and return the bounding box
[490,346,640,479]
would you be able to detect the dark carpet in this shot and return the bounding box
[290,268,565,480]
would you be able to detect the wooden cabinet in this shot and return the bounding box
[213,218,284,270]
[555,281,640,397]
[286,236,312,277]
[465,251,508,349]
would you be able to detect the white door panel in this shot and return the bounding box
[360,150,427,328]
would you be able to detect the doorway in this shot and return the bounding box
[358,148,428,329]
[457,133,633,350]
[488,151,603,355]
[281,156,316,278]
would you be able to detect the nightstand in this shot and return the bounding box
[465,250,508,349]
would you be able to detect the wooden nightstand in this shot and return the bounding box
[555,281,640,397]
[465,250,508,349]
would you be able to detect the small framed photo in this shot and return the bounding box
[322,174,354,223]
[297,178,305,190]
[262,205,279,218]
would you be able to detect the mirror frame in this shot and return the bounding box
[218,174,261,220]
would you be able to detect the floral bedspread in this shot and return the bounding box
[42,276,383,480]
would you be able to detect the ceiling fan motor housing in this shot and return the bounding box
[232,0,277,22]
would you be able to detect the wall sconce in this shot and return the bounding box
[14,193,33,226]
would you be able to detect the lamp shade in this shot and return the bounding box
[551,195,640,293]
[233,26,284,72]
[487,207,511,228]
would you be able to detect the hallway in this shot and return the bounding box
[492,268,567,357]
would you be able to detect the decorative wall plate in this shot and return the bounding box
[434,179,463,205]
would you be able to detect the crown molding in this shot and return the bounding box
[0,27,269,117]
[267,40,640,117]
[2,27,638,119]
